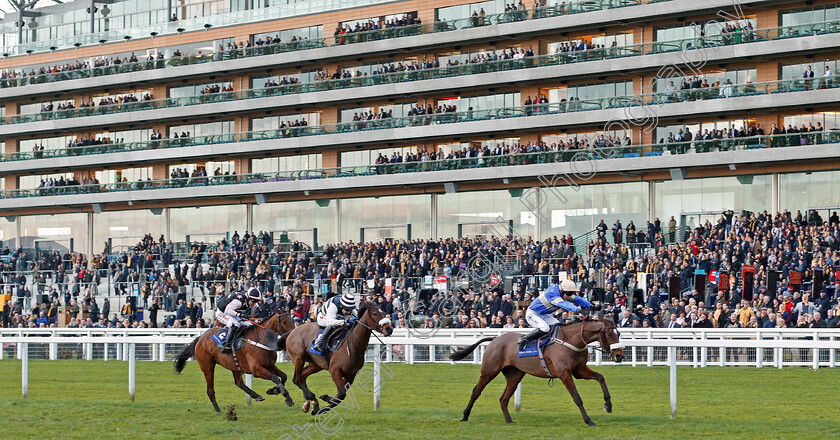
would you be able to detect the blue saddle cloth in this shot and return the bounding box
[517,325,559,357]
[211,329,243,350]
[308,327,349,355]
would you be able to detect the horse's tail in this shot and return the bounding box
[277,330,292,352]
[449,336,495,361]
[174,336,198,374]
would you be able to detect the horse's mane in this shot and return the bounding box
[357,300,376,317]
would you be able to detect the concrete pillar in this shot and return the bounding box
[771,173,780,215]
[648,180,656,222]
[534,187,542,240]
[430,193,438,239]
[334,198,341,242]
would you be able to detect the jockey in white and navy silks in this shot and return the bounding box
[519,279,592,350]
[312,293,357,354]
[215,287,261,352]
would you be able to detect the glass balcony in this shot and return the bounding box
[2,18,838,126]
[1,0,643,81]
[2,70,839,147]
[4,131,838,200]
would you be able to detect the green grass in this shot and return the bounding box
[0,359,837,439]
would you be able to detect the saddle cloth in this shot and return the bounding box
[307,327,349,355]
[211,329,244,350]
[517,325,560,357]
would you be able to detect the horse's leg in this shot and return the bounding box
[259,363,295,407]
[199,357,220,413]
[573,364,612,413]
[499,366,526,424]
[232,370,265,402]
[319,370,358,404]
[559,369,595,427]
[293,362,323,415]
[461,365,501,422]
[315,368,350,415]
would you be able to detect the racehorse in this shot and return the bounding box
[450,316,625,426]
[278,300,393,415]
[174,309,297,412]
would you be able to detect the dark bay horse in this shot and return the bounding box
[278,301,394,415]
[450,316,625,426]
[174,310,297,412]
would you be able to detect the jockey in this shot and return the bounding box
[519,279,592,350]
[312,293,357,354]
[216,286,262,353]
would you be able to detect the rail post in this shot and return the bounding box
[21,342,28,398]
[514,382,522,413]
[669,345,676,419]
[128,343,136,402]
[245,374,252,405]
[373,345,381,411]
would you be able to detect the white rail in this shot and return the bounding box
[3,328,839,418]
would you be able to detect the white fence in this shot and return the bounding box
[3,328,840,417]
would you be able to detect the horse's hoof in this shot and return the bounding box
[319,394,332,403]
[266,388,279,395]
[301,401,310,413]
[285,398,295,407]
[316,407,331,415]
[604,403,612,413]
[254,395,265,402]
[586,420,597,427]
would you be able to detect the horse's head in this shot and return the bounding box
[358,301,393,336]
[599,316,624,363]
[275,309,296,333]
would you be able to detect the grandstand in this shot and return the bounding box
[0,0,839,335]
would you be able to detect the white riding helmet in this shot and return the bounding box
[339,293,356,310]
[559,279,579,295]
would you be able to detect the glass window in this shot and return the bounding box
[168,120,234,137]
[436,1,502,22]
[252,154,321,173]
[170,205,247,243]
[93,209,166,252]
[252,200,335,248]
[545,81,632,102]
[781,59,840,80]
[340,194,431,241]
[781,4,840,27]
[655,18,757,41]
[655,176,772,227]
[169,81,233,98]
[95,167,153,184]
[439,92,520,111]
[541,182,648,238]
[251,113,320,130]
[20,172,75,189]
[20,213,88,254]
[438,189,535,239]
[252,25,323,44]
[19,136,77,151]
[652,68,755,92]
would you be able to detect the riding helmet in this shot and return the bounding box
[339,293,356,310]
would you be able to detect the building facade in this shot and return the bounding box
[0,0,839,255]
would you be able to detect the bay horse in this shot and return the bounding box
[450,316,625,426]
[278,300,393,415]
[174,309,297,412]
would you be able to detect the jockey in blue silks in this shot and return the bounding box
[519,279,592,350]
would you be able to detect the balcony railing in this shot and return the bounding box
[4,0,637,81]
[4,131,839,200]
[3,18,839,125]
[3,73,840,162]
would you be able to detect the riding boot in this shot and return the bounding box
[518,328,548,351]
[221,325,237,353]
[313,326,337,354]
